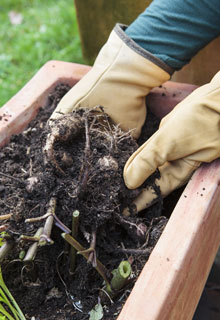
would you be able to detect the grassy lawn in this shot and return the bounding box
[0,0,84,107]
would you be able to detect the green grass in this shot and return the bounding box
[0,0,84,107]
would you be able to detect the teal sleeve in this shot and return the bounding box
[125,0,220,70]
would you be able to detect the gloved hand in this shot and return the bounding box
[49,24,171,139]
[123,71,220,214]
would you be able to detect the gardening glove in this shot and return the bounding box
[49,24,171,139]
[123,71,220,214]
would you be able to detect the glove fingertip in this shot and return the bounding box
[123,170,139,189]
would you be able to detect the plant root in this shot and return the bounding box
[43,113,84,174]
[78,230,97,267]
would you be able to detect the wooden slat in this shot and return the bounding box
[117,160,220,320]
[146,81,198,119]
[0,61,90,147]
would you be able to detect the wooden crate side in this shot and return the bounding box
[118,160,220,320]
[0,61,90,147]
[146,81,197,119]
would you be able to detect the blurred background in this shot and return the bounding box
[2,0,220,108]
[0,0,84,107]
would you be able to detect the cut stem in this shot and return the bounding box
[25,212,51,223]
[39,197,56,246]
[19,235,41,242]
[23,227,43,262]
[110,261,131,292]
[62,233,110,287]
[69,210,80,275]
[0,241,13,262]
[0,213,12,221]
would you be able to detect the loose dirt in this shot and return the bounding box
[0,84,170,320]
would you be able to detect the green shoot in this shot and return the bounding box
[0,266,26,320]
[110,261,131,291]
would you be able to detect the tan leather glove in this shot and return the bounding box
[124,71,220,214]
[50,24,171,139]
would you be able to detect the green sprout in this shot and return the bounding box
[110,261,131,291]
[0,266,26,320]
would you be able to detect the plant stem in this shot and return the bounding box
[85,230,97,267]
[0,266,26,320]
[0,303,16,320]
[0,213,12,221]
[0,241,13,262]
[69,210,80,275]
[25,212,51,223]
[39,197,56,246]
[62,233,111,287]
[110,261,131,292]
[72,210,80,238]
[53,213,71,233]
[23,227,43,261]
[19,235,41,242]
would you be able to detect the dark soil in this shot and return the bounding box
[0,84,170,320]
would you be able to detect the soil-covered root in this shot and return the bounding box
[44,112,84,174]
[42,108,141,230]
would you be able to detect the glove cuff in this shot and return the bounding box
[114,23,174,76]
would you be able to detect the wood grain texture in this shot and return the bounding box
[118,160,220,320]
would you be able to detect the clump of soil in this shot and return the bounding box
[0,84,168,320]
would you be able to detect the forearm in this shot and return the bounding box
[125,0,220,70]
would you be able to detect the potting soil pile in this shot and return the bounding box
[0,84,168,320]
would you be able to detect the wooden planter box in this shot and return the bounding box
[1,61,220,320]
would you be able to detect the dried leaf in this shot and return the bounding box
[89,302,103,320]
[46,287,62,301]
